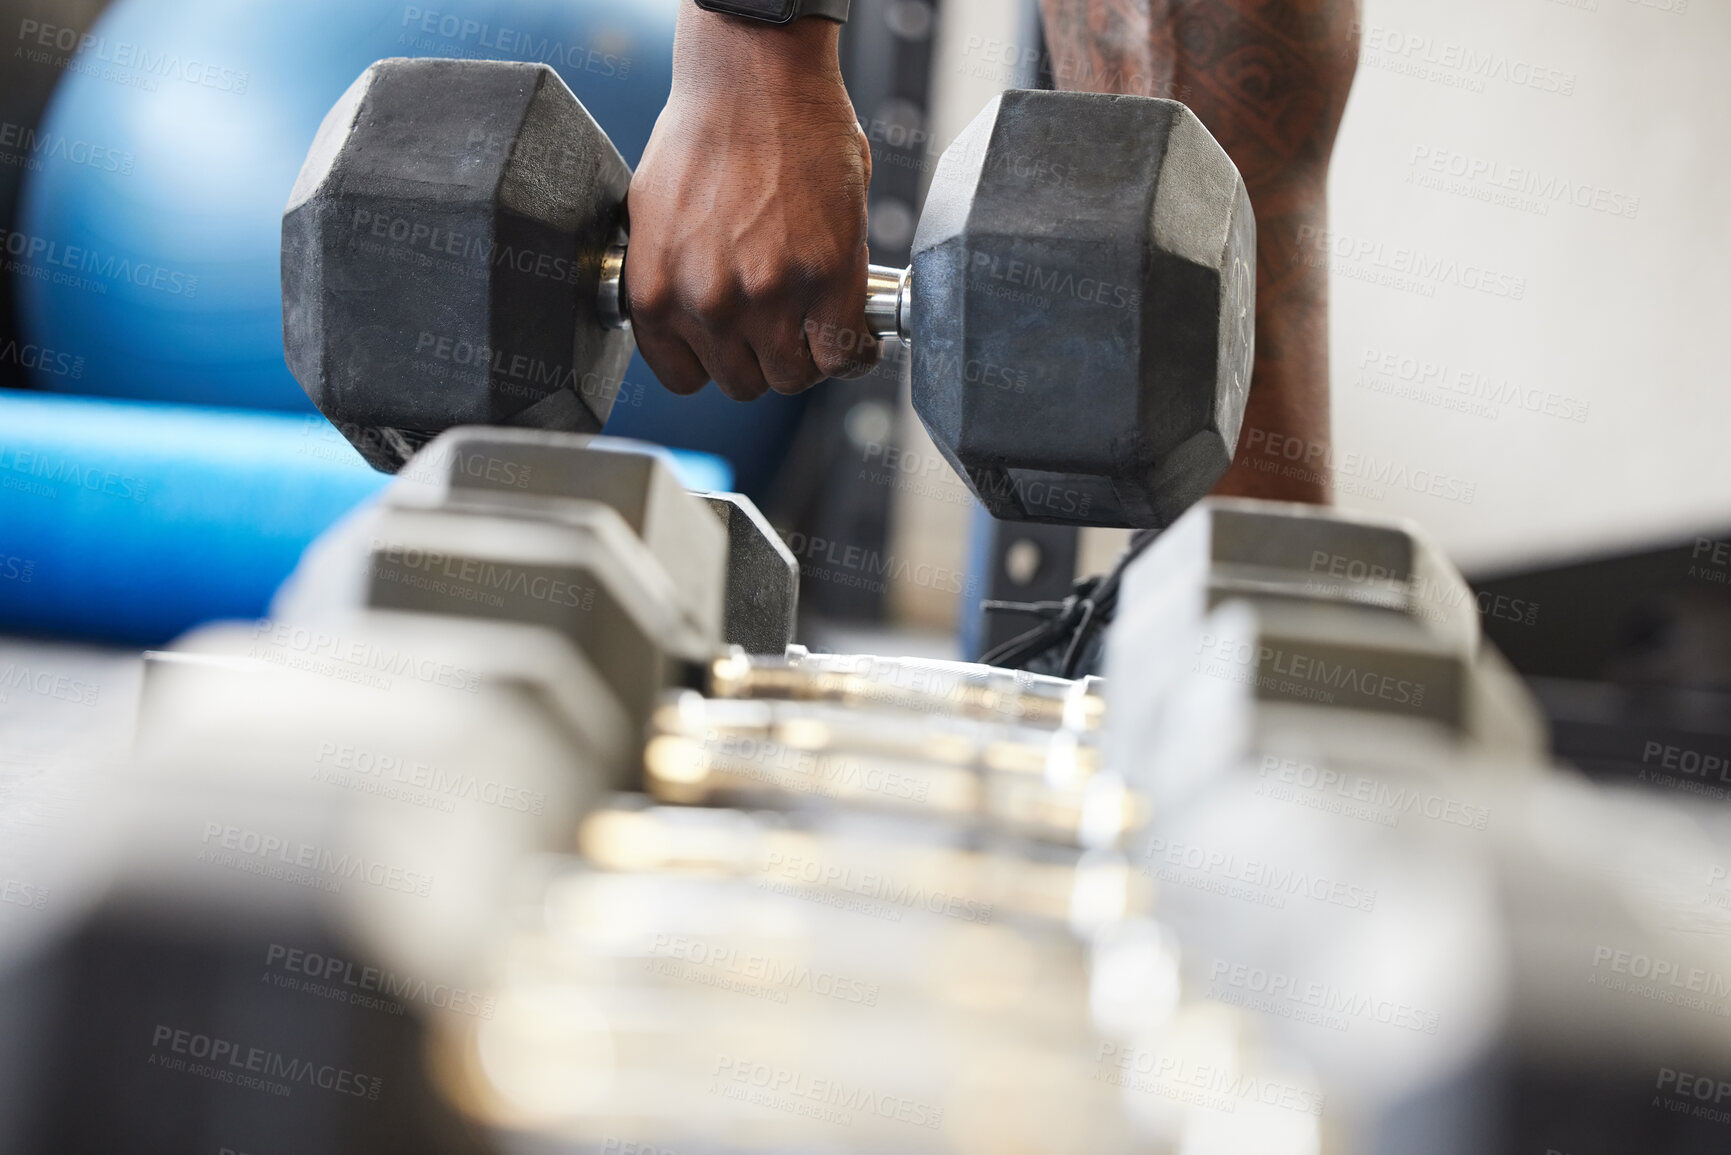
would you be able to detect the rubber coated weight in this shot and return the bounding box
[913,92,1255,529]
[284,60,1255,529]
[282,58,634,472]
[699,492,800,655]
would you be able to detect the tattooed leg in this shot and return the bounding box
[1039,0,1361,504]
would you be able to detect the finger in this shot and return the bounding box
[816,125,884,381]
[624,245,711,395]
[632,315,711,396]
[799,224,882,379]
[751,314,826,396]
[688,329,772,402]
[805,293,882,381]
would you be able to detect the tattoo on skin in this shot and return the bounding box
[1039,0,1361,503]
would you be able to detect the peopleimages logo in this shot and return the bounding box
[1591,945,1731,1002]
[247,620,483,694]
[1144,836,1379,913]
[711,1054,944,1130]
[1208,959,1442,1034]
[965,250,1140,311]
[1407,145,1639,220]
[1356,346,1590,424]
[0,442,149,503]
[349,209,582,285]
[1654,1066,1731,1126]
[1256,755,1491,830]
[1194,632,1428,708]
[148,1024,381,1099]
[397,6,633,78]
[16,19,250,93]
[0,661,99,706]
[0,877,48,911]
[312,741,547,815]
[0,337,84,379]
[412,329,645,408]
[372,541,596,612]
[707,733,932,804]
[264,943,495,1019]
[0,119,133,175]
[1295,226,1525,302]
[957,34,1190,102]
[1094,1042,1325,1116]
[647,934,882,1007]
[759,851,994,924]
[1354,22,1577,96]
[1,226,199,297]
[198,822,435,898]
[783,532,979,598]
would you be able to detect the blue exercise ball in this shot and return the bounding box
[16,0,808,497]
[16,0,675,411]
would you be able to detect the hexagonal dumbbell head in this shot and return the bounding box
[283,58,634,472]
[912,91,1255,529]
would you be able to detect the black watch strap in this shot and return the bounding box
[694,0,851,25]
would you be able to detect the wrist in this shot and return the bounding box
[675,2,845,101]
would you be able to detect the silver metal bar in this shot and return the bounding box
[597,243,629,331]
[596,244,911,344]
[863,263,911,343]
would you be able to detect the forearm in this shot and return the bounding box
[628,4,877,400]
[1221,176,1332,503]
[1039,0,1360,504]
[670,4,845,102]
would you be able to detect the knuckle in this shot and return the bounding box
[805,242,864,284]
[764,355,822,395]
[638,348,705,396]
[808,316,876,363]
[687,276,741,323]
[625,269,676,320]
[737,257,802,303]
[820,353,876,381]
[820,337,882,380]
[717,376,768,403]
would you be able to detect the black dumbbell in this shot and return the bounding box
[283,58,1254,529]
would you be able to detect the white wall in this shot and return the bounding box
[890,0,1727,629]
[1329,0,1729,573]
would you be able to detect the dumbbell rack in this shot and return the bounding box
[6,435,1731,1155]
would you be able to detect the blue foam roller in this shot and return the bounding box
[0,393,390,645]
[0,393,736,646]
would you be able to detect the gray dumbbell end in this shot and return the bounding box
[698,493,800,655]
[911,90,1255,530]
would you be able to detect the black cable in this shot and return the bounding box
[1057,598,1097,679]
[981,599,1070,617]
[978,609,1074,669]
[978,576,1098,667]
[978,528,1162,676]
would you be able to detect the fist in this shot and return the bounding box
[624,9,882,401]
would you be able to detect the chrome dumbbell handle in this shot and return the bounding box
[598,243,911,344]
[863,264,912,343]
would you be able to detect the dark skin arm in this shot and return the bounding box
[626,6,881,401]
[635,1,1358,499]
[1040,0,1361,503]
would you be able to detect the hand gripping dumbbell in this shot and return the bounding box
[283,58,1255,529]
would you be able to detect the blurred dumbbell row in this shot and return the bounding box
[4,432,1730,1155]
